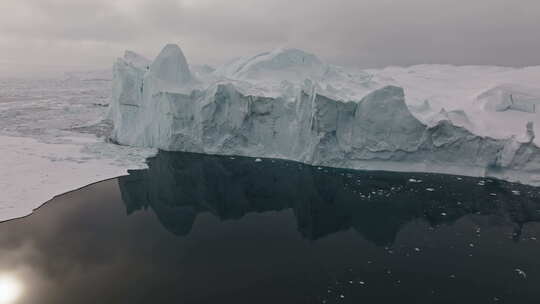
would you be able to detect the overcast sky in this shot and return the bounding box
[1,0,539,76]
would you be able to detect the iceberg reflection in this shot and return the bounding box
[119,151,540,245]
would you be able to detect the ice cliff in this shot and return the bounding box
[109,44,540,186]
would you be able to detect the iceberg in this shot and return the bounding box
[109,44,540,186]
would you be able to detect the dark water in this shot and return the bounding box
[2,152,540,304]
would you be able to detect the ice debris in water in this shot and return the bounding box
[515,269,527,279]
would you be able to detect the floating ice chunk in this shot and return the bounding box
[515,269,527,279]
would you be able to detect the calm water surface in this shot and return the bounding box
[1,152,540,303]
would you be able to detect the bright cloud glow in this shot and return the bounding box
[0,275,23,304]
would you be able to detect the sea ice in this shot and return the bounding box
[0,135,152,221]
[0,74,154,222]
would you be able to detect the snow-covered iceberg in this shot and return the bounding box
[109,44,540,186]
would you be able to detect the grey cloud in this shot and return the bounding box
[2,0,141,41]
[1,0,539,76]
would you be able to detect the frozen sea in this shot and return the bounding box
[0,72,154,222]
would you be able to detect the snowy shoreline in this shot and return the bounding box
[0,134,155,222]
[0,75,154,222]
